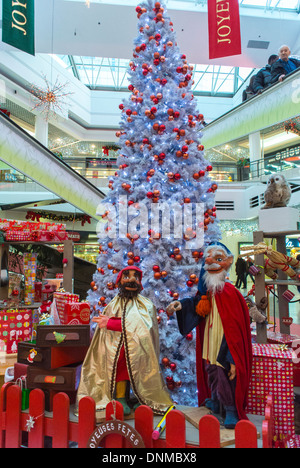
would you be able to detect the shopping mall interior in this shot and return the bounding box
[0,0,300,449]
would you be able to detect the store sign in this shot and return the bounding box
[267,144,300,165]
[2,0,35,56]
[86,158,117,169]
[286,237,300,249]
[67,232,81,242]
[208,0,242,59]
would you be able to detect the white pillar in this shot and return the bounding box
[35,115,48,147]
[249,131,262,178]
[249,131,262,163]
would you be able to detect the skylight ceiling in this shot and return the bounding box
[79,0,300,13]
[170,0,300,10]
[54,55,253,96]
[52,0,300,95]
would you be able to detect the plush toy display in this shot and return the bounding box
[245,296,268,324]
[240,242,300,281]
[166,242,252,429]
[76,266,172,417]
[262,174,291,209]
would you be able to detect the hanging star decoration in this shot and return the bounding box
[25,415,36,432]
[30,74,73,121]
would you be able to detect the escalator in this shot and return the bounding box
[0,111,105,220]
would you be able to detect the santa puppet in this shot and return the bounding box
[167,242,252,429]
[76,266,172,417]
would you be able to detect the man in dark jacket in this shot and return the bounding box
[253,54,278,93]
[271,45,300,83]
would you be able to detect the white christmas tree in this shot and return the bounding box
[88,0,221,406]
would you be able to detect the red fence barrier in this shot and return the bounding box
[0,383,274,448]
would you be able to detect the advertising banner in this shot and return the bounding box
[2,0,35,55]
[208,0,241,59]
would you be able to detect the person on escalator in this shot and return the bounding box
[253,55,279,93]
[271,45,300,83]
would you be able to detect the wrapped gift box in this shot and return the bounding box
[14,362,29,380]
[282,290,295,302]
[0,309,32,344]
[53,292,79,322]
[17,341,88,369]
[267,331,299,346]
[62,302,91,325]
[267,332,300,388]
[247,344,294,441]
[24,253,37,305]
[34,282,42,303]
[35,325,90,348]
[27,364,82,392]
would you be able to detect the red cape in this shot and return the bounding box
[196,282,252,420]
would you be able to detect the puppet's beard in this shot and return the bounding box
[203,267,228,295]
[118,282,142,299]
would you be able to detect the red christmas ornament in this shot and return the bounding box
[153,265,160,272]
[186,332,193,341]
[162,357,170,367]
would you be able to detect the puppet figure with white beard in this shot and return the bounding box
[167,243,252,429]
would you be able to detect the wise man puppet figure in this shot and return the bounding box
[167,242,252,429]
[76,266,172,417]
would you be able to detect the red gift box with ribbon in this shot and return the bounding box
[53,292,80,323]
[63,302,91,325]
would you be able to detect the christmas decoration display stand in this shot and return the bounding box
[0,384,271,448]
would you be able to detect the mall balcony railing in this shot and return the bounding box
[1,155,298,188]
[202,67,300,152]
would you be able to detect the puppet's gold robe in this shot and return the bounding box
[76,294,172,416]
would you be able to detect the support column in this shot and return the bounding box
[249,131,262,178]
[254,231,267,344]
[35,115,48,147]
[63,240,74,293]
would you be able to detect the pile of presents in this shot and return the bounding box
[247,333,300,448]
[0,218,68,243]
[2,291,91,412]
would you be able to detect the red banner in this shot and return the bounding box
[208,0,242,59]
